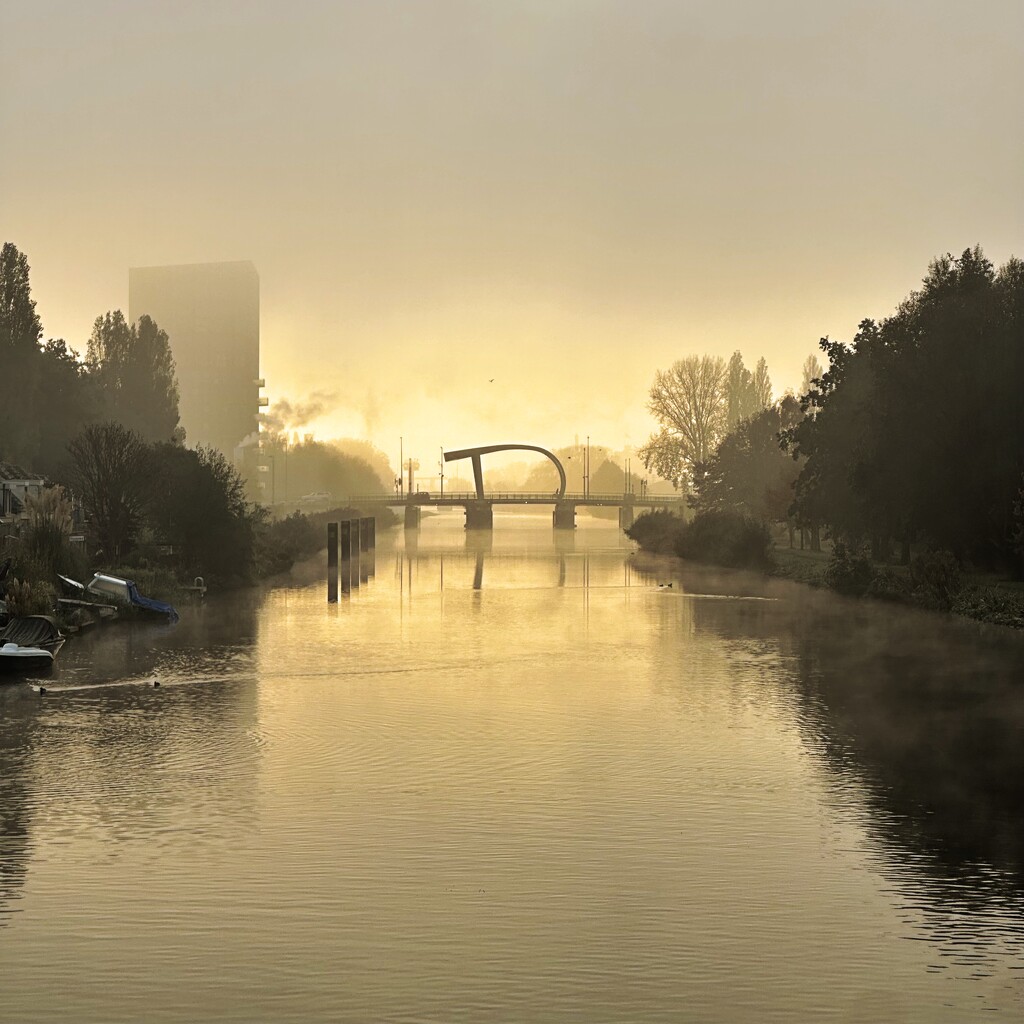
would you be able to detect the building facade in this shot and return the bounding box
[128,261,260,457]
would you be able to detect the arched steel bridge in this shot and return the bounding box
[351,443,685,529]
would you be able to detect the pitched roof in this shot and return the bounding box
[0,461,43,481]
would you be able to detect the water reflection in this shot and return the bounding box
[3,521,1024,1021]
[0,592,264,928]
[635,554,1024,994]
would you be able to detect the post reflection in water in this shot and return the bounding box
[0,513,1023,1023]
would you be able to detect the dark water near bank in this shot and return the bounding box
[2,514,1023,1022]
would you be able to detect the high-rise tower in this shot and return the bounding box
[128,261,260,456]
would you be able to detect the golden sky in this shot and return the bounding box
[2,0,1021,465]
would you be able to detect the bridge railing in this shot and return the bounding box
[344,491,686,505]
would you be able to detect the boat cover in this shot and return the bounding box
[0,615,62,648]
[126,582,180,623]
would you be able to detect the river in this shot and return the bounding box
[2,514,1023,1022]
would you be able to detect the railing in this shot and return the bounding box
[345,491,685,506]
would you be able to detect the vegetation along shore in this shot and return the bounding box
[627,247,1024,630]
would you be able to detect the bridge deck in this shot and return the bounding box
[347,491,684,508]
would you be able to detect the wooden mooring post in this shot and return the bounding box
[340,519,352,593]
[350,518,361,588]
[327,522,339,602]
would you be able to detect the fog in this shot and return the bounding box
[2,0,1022,459]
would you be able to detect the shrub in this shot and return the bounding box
[823,541,874,596]
[625,510,686,554]
[674,510,773,570]
[909,549,963,611]
[4,577,55,617]
[256,512,322,576]
[865,568,911,602]
[952,586,1024,628]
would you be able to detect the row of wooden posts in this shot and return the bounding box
[326,517,376,602]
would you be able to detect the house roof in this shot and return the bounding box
[0,462,44,482]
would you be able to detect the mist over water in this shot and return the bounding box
[1,516,1023,1022]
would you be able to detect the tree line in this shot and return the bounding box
[1,242,391,586]
[785,247,1023,572]
[636,246,1024,579]
[1,243,182,473]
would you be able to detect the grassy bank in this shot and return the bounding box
[628,510,1024,630]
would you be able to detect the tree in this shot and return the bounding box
[752,357,773,411]
[0,242,43,463]
[725,351,755,428]
[35,339,101,476]
[88,311,182,443]
[800,353,823,399]
[148,443,257,581]
[785,247,1024,570]
[638,355,726,490]
[67,422,152,561]
[691,396,802,522]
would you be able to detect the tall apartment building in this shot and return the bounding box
[128,261,260,457]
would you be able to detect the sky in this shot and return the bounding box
[2,0,1022,469]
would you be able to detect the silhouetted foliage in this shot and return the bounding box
[88,311,182,443]
[258,437,388,502]
[255,512,321,576]
[691,396,802,521]
[674,510,773,570]
[624,509,685,554]
[147,443,257,582]
[785,247,1024,574]
[823,541,875,596]
[0,242,44,464]
[67,422,152,560]
[35,339,101,476]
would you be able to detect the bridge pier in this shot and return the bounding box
[619,504,635,530]
[464,501,493,530]
[404,505,421,531]
[552,502,576,530]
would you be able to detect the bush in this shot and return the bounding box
[625,510,686,554]
[674,510,773,570]
[4,577,55,617]
[952,586,1024,628]
[865,567,911,602]
[909,549,963,610]
[823,541,874,596]
[255,512,322,577]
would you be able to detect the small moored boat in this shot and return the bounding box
[0,615,66,674]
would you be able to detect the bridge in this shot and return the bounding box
[350,443,685,530]
[348,490,686,531]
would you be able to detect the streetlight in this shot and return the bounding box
[440,446,445,498]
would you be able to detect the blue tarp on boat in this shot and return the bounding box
[126,582,179,623]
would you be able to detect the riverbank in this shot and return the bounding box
[627,511,1024,630]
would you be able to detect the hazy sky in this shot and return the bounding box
[2,0,1021,466]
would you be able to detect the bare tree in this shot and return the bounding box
[68,422,151,560]
[638,355,727,490]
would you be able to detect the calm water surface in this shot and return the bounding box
[2,514,1023,1022]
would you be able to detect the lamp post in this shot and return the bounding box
[440,447,444,498]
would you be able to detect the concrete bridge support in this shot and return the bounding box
[618,504,635,530]
[552,503,576,530]
[464,501,493,530]
[404,505,421,531]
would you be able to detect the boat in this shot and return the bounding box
[0,615,66,674]
[83,573,180,623]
